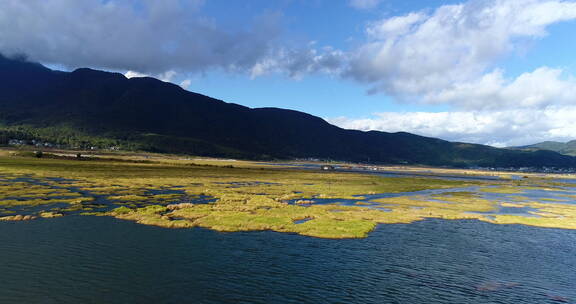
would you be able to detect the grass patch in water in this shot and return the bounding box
[373,194,497,213]
[0,214,37,221]
[2,152,576,238]
[39,211,63,218]
[0,197,94,207]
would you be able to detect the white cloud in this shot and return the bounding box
[180,79,192,89]
[332,0,576,145]
[366,13,425,39]
[158,70,177,82]
[250,46,346,79]
[349,0,383,10]
[346,0,576,109]
[329,106,576,147]
[124,71,148,78]
[124,69,178,83]
[426,67,576,109]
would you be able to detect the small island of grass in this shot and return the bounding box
[1,149,576,238]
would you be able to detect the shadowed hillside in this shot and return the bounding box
[1,54,576,168]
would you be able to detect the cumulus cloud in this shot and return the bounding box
[334,0,576,144]
[250,45,346,79]
[426,67,576,109]
[329,106,576,147]
[346,0,576,109]
[124,71,148,79]
[124,69,178,83]
[180,79,192,89]
[0,0,282,74]
[349,0,383,10]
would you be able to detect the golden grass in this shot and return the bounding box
[1,151,575,238]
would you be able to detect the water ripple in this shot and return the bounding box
[0,217,575,303]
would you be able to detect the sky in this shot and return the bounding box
[1,0,576,147]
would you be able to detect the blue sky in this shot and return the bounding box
[173,0,463,117]
[2,0,576,146]
[188,0,576,117]
[184,70,451,118]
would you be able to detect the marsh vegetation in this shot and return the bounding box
[1,150,575,238]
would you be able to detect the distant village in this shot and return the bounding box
[6,138,121,151]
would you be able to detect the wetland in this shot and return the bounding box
[1,151,576,303]
[2,152,576,238]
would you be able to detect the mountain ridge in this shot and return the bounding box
[1,53,576,168]
[512,140,576,157]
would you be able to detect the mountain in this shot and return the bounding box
[512,141,576,157]
[1,54,576,168]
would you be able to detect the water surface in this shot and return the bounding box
[1,216,574,303]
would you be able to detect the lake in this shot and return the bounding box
[1,216,574,303]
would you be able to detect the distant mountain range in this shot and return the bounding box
[1,54,576,168]
[512,141,576,157]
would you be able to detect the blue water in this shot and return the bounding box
[0,174,216,217]
[288,185,576,210]
[0,216,574,303]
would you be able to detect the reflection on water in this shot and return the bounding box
[0,216,574,304]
